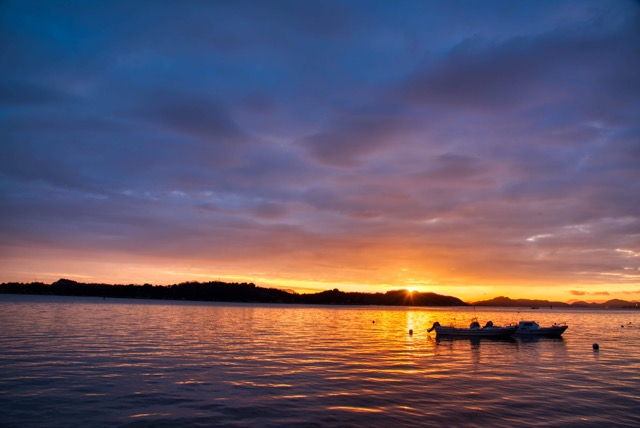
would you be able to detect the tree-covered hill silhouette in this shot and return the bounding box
[0,278,467,306]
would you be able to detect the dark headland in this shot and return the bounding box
[0,279,466,306]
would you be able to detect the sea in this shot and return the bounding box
[1,294,639,427]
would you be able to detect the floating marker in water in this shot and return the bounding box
[593,343,599,351]
[409,329,413,335]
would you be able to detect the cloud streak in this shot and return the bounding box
[569,290,610,297]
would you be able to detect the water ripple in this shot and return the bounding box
[1,295,639,427]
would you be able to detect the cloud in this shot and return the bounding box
[1,0,639,297]
[136,91,243,142]
[396,4,640,113]
[0,80,69,106]
[569,290,611,296]
[299,113,421,166]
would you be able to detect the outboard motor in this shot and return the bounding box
[484,321,494,328]
[427,322,440,333]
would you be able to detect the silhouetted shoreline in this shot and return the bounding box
[472,295,639,309]
[1,279,638,308]
[0,278,467,306]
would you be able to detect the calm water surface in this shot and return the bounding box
[1,294,639,427]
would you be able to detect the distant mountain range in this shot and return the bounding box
[472,296,639,309]
[1,280,638,308]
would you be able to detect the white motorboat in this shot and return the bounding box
[515,320,567,337]
[427,319,517,338]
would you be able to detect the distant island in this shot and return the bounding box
[472,296,639,309]
[1,280,638,309]
[0,278,466,306]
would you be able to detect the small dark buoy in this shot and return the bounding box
[621,325,624,328]
[593,343,599,351]
[409,329,413,335]
[372,320,375,324]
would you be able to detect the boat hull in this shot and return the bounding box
[434,326,517,338]
[515,325,568,337]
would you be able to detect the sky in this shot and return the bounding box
[1,0,639,302]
